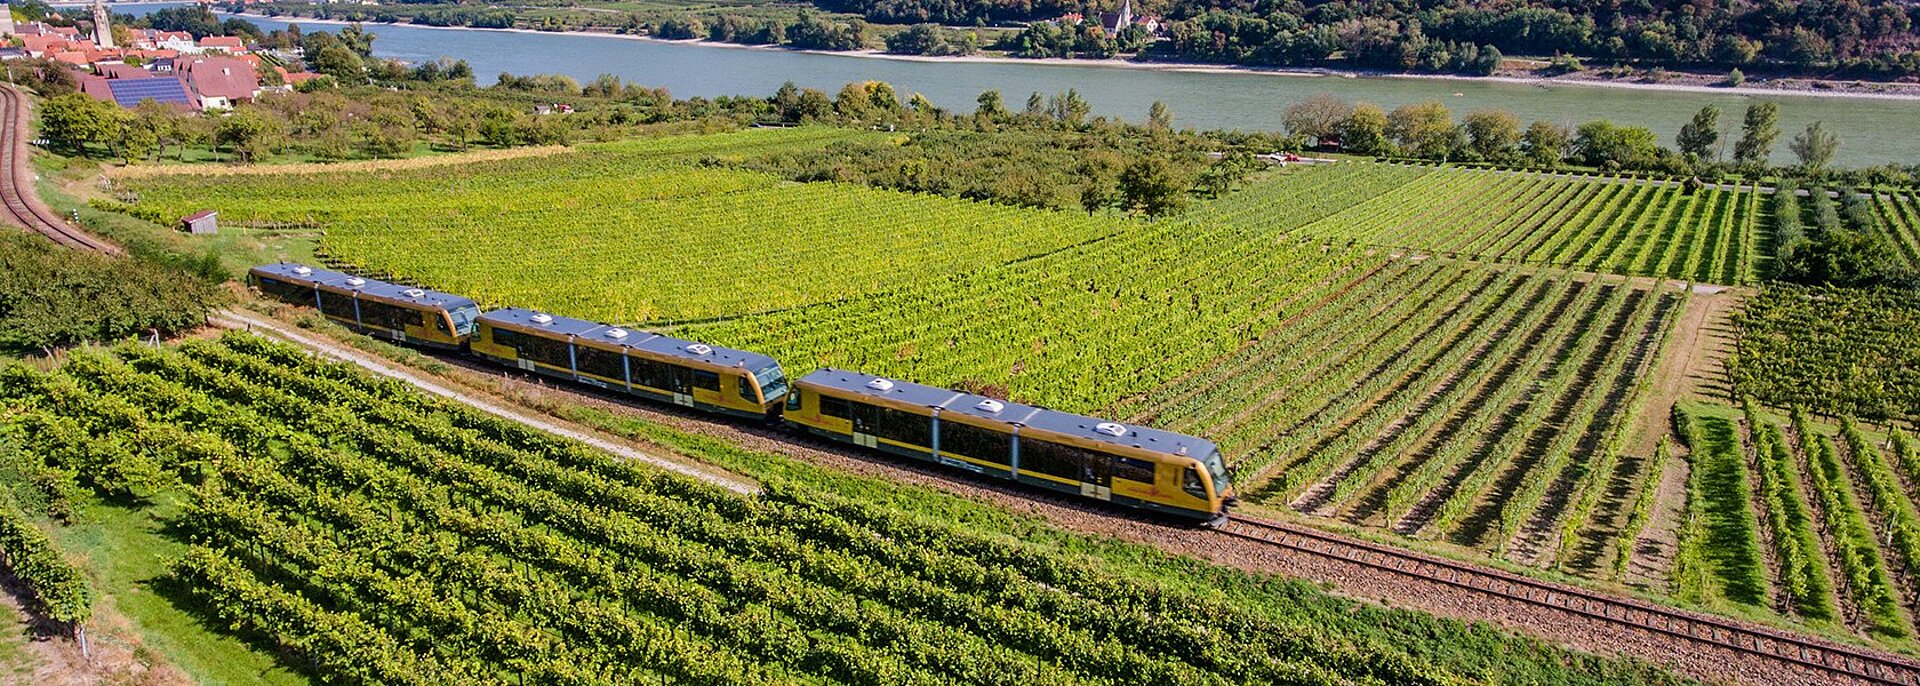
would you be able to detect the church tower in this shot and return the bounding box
[91,0,113,49]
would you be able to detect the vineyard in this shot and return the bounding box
[0,333,1693,686]
[1203,164,1765,285]
[1871,192,1920,271]
[1669,402,1920,644]
[114,127,1136,323]
[1728,285,1920,423]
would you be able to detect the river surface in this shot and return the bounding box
[103,3,1920,167]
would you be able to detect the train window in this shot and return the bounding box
[575,345,625,380]
[818,395,850,419]
[519,333,571,368]
[1183,466,1208,499]
[491,327,524,351]
[872,406,931,447]
[255,277,310,303]
[692,370,720,392]
[1021,439,1093,482]
[631,358,671,390]
[1115,456,1157,483]
[358,300,418,331]
[738,376,757,402]
[940,421,1011,465]
[317,291,358,320]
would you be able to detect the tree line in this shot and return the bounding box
[1278,94,1908,185]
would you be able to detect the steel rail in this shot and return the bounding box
[1215,514,1920,686]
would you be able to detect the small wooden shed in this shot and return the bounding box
[181,210,218,235]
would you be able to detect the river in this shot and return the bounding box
[100,3,1920,167]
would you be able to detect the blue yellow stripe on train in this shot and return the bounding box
[469,307,788,419]
[784,368,1235,521]
[247,263,480,349]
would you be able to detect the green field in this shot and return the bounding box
[107,127,1920,654]
[118,128,1135,322]
[1208,164,1765,285]
[1669,402,1920,644]
[0,334,1695,686]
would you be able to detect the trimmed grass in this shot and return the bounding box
[44,494,311,686]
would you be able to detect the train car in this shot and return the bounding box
[247,263,480,350]
[469,307,788,420]
[784,368,1234,522]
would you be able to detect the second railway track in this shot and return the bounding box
[0,84,120,254]
[1213,515,1920,686]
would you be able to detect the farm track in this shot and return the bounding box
[0,84,119,254]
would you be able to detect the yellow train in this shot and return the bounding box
[247,262,1233,522]
[785,369,1234,521]
[468,307,788,420]
[248,263,480,350]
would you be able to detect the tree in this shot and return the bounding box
[974,90,1005,120]
[1023,92,1045,119]
[1462,109,1520,162]
[1147,100,1173,132]
[1117,157,1188,218]
[213,107,284,163]
[1789,122,1840,173]
[38,94,117,154]
[114,110,157,164]
[1339,103,1390,155]
[1733,102,1779,168]
[1573,120,1659,169]
[312,44,366,84]
[131,100,183,160]
[1675,105,1720,161]
[1387,101,1453,158]
[1283,94,1352,143]
[773,81,802,122]
[1520,121,1569,167]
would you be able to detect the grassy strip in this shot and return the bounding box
[1797,411,1910,639]
[1745,403,1837,621]
[1679,411,1770,607]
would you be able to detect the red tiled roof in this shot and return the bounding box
[198,36,245,51]
[181,57,258,102]
[96,63,153,80]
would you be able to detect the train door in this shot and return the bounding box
[1081,452,1113,501]
[669,366,695,407]
[850,402,881,448]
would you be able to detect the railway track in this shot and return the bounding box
[0,84,120,254]
[1213,514,1920,686]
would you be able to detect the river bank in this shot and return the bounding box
[233,10,1920,101]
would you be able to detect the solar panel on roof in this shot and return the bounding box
[107,79,192,108]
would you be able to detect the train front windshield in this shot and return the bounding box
[449,305,480,336]
[755,365,789,403]
[1205,451,1231,495]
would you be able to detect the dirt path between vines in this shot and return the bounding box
[211,309,759,495]
[1634,284,1748,457]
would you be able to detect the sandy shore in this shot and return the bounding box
[231,10,1920,101]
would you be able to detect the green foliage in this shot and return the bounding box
[37,93,120,154]
[1733,102,1779,169]
[1730,285,1920,422]
[0,233,222,353]
[1796,411,1909,638]
[0,333,1694,685]
[0,488,91,625]
[121,128,1127,323]
[1744,404,1836,620]
[1789,122,1841,172]
[1674,105,1720,161]
[735,127,1213,211]
[884,23,978,56]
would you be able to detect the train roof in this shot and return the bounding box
[797,368,1219,459]
[250,263,477,311]
[478,307,781,371]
